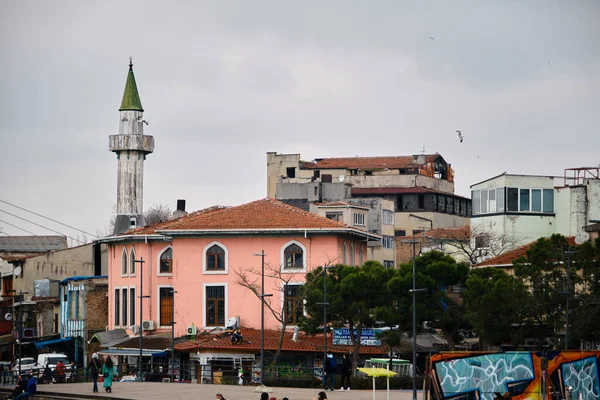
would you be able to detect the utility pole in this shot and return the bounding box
[316,265,333,384]
[170,289,177,383]
[134,257,148,382]
[253,251,271,384]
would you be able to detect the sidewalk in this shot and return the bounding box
[35,382,424,400]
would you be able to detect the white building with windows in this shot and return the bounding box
[470,168,600,254]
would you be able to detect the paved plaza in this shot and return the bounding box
[28,382,424,400]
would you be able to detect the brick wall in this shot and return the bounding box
[85,281,108,335]
[395,237,427,265]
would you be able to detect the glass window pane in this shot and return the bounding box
[543,189,554,212]
[520,189,530,211]
[130,288,136,327]
[472,190,481,214]
[496,188,505,212]
[507,188,519,211]
[122,289,128,327]
[532,189,542,212]
[114,289,120,326]
[481,190,488,213]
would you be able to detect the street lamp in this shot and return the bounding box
[316,265,335,378]
[170,289,177,383]
[253,250,272,384]
[402,239,426,400]
[133,257,149,382]
[562,247,578,350]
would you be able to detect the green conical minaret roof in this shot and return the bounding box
[119,58,144,112]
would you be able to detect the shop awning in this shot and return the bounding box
[98,348,168,357]
[34,337,72,349]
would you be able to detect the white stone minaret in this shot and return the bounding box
[109,58,154,235]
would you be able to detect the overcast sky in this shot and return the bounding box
[1,1,599,241]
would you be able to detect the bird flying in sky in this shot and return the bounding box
[456,130,464,143]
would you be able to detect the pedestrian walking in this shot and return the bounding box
[323,351,337,391]
[89,353,103,393]
[101,356,115,393]
[339,353,352,391]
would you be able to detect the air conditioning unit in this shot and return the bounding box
[131,325,140,334]
[186,326,197,336]
[142,320,155,331]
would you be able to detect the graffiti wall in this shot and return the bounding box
[426,351,600,400]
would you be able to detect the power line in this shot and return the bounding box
[0,208,84,245]
[0,218,38,235]
[0,198,99,238]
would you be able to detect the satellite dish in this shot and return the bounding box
[575,231,590,245]
[13,266,22,277]
[4,313,12,321]
[339,175,345,182]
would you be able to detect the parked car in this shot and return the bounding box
[12,357,38,376]
[36,353,72,381]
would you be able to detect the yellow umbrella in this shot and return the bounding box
[357,367,397,400]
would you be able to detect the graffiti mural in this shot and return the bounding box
[426,351,600,400]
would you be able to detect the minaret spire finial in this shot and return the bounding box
[129,56,133,71]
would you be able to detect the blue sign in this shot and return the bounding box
[332,328,383,346]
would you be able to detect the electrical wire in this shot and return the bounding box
[0,218,38,235]
[0,198,99,238]
[0,208,84,245]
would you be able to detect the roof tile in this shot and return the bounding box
[474,236,576,267]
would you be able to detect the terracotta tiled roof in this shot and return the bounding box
[123,206,228,235]
[474,236,576,267]
[150,198,357,232]
[302,155,440,170]
[409,226,470,241]
[175,327,387,355]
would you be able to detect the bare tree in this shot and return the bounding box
[421,225,523,265]
[144,204,172,226]
[233,262,322,367]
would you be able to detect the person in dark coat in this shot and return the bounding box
[339,353,352,391]
[13,371,36,400]
[8,374,28,400]
[42,365,52,384]
[323,351,337,391]
[88,353,103,393]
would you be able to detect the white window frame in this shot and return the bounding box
[157,245,173,277]
[350,242,355,265]
[280,281,306,327]
[156,284,174,329]
[353,213,365,226]
[342,241,347,265]
[202,241,229,275]
[129,247,136,277]
[382,235,394,249]
[114,286,121,328]
[359,246,364,265]
[121,287,129,328]
[202,283,228,329]
[280,240,307,273]
[382,210,394,225]
[129,286,136,330]
[121,247,128,277]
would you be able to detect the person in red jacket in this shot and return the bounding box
[54,361,66,383]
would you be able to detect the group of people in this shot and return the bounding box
[323,351,352,391]
[217,391,327,400]
[88,352,117,393]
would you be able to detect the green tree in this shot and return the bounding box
[302,261,394,370]
[388,251,470,350]
[464,267,528,347]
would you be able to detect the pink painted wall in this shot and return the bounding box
[108,235,367,336]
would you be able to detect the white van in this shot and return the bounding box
[37,353,71,380]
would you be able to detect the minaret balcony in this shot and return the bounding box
[109,134,154,153]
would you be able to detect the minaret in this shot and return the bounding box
[109,58,154,235]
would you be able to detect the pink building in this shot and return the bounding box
[102,198,378,337]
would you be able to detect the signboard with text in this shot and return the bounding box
[332,328,383,346]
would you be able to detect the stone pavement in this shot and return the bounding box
[35,382,424,400]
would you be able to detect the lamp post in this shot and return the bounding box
[563,247,578,350]
[170,289,177,383]
[134,257,149,382]
[253,250,272,384]
[402,239,426,400]
[316,265,333,379]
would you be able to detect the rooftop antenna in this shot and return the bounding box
[421,145,425,155]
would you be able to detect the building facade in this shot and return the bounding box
[267,152,471,241]
[470,168,600,255]
[101,198,379,337]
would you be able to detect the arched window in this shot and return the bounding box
[129,248,136,275]
[159,247,173,274]
[121,247,128,275]
[350,242,355,266]
[342,242,347,265]
[359,246,364,266]
[206,245,225,271]
[284,244,303,269]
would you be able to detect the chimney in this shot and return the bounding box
[172,199,188,219]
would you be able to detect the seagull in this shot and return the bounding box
[430,36,435,40]
[456,130,465,143]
